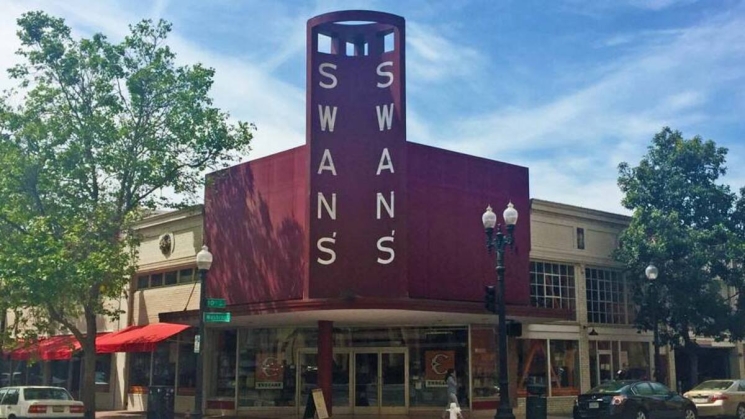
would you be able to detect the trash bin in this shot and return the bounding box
[526,383,547,419]
[147,386,175,419]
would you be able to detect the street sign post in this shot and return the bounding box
[204,312,231,323]
[206,298,226,309]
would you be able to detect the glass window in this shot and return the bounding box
[402,327,469,408]
[178,330,197,396]
[96,354,112,392]
[237,329,304,407]
[617,342,650,380]
[137,276,149,289]
[152,341,176,386]
[3,389,19,405]
[24,387,73,400]
[27,361,43,385]
[128,352,151,392]
[471,326,498,401]
[164,271,178,286]
[210,330,237,398]
[586,268,629,324]
[150,273,163,287]
[549,340,580,396]
[633,382,654,395]
[530,261,576,311]
[50,360,70,388]
[179,269,195,283]
[517,339,548,397]
[577,228,585,250]
[650,382,671,395]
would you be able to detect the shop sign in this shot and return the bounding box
[425,350,454,387]
[256,353,284,389]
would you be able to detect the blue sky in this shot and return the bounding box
[2,0,744,214]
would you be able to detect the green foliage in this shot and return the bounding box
[0,11,253,413]
[614,127,745,346]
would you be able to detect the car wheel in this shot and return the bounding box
[635,409,648,419]
[684,407,697,419]
[736,403,745,419]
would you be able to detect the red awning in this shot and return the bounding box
[95,323,190,353]
[7,335,81,361]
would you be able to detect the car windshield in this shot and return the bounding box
[691,381,734,391]
[23,388,73,400]
[589,381,630,394]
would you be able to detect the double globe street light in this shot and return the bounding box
[482,202,518,419]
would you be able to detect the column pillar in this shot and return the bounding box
[318,321,333,414]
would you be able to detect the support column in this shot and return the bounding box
[318,321,333,414]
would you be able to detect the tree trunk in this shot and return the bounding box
[82,312,98,419]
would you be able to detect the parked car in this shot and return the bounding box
[0,386,85,418]
[574,380,697,419]
[683,380,745,418]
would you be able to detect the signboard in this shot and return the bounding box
[193,335,201,354]
[206,298,226,309]
[303,388,329,419]
[425,350,455,387]
[307,11,408,299]
[255,353,284,389]
[204,312,231,323]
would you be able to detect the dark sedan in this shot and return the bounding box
[574,381,697,419]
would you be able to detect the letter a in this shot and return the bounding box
[318,149,337,175]
[376,148,394,175]
[318,105,338,132]
[376,103,394,131]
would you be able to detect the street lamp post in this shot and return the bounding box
[194,245,213,419]
[645,264,662,383]
[482,202,518,419]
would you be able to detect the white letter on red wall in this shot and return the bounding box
[376,148,394,175]
[377,231,395,265]
[376,104,394,131]
[376,61,394,88]
[317,149,338,175]
[317,192,337,220]
[317,233,337,265]
[319,63,338,89]
[377,192,395,219]
[318,105,338,132]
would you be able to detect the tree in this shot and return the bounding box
[0,12,253,418]
[614,127,745,390]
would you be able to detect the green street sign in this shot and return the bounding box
[206,298,226,309]
[204,312,231,323]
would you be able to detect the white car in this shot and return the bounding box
[0,386,85,418]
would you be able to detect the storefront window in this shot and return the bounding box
[237,328,306,407]
[128,352,151,392]
[50,360,70,388]
[152,341,176,386]
[471,326,498,401]
[177,330,197,396]
[405,327,469,408]
[517,339,548,397]
[210,330,237,399]
[549,340,579,396]
[96,354,112,392]
[619,342,650,381]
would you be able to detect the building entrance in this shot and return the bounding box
[298,348,408,415]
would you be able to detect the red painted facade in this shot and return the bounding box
[204,10,531,309]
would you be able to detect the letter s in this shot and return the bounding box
[317,233,337,265]
[377,61,394,88]
[377,231,395,265]
[319,63,337,89]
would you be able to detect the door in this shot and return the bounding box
[598,351,613,384]
[298,348,408,415]
[353,349,408,414]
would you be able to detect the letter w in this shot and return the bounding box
[376,103,394,131]
[318,105,338,132]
